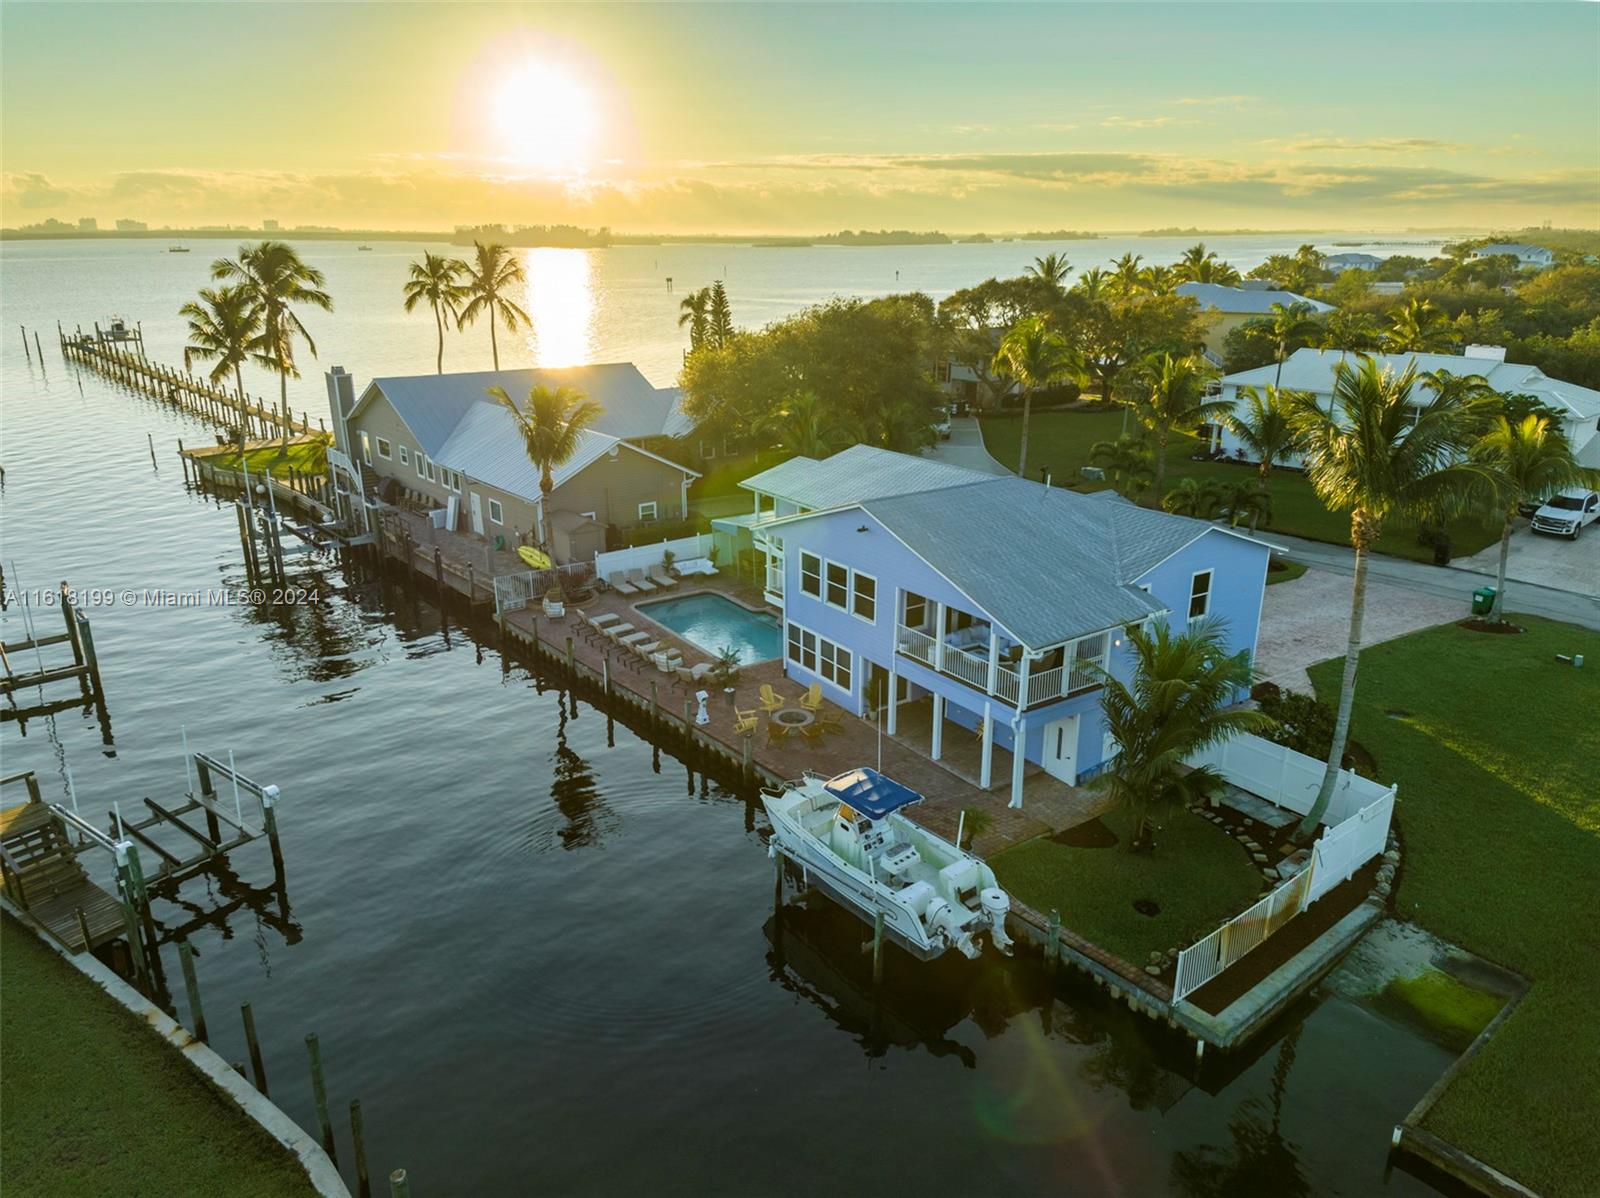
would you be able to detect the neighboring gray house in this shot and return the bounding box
[1469,243,1555,270]
[1175,282,1336,357]
[1323,252,1384,272]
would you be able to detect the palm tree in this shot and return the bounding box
[1140,263,1179,295]
[1161,476,1224,519]
[1076,267,1110,304]
[708,281,734,348]
[1118,353,1227,504]
[1110,253,1145,297]
[1223,385,1300,530]
[402,253,467,373]
[1027,252,1072,290]
[1471,414,1600,623]
[1318,310,1385,353]
[1217,479,1273,529]
[1175,243,1241,286]
[179,284,260,408]
[763,390,841,457]
[1090,435,1155,499]
[1264,301,1323,388]
[1090,618,1270,852]
[678,287,711,353]
[211,241,332,450]
[459,241,530,370]
[992,315,1087,478]
[1286,357,1485,836]
[1385,297,1453,353]
[488,383,604,546]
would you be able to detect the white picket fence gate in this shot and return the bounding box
[1171,786,1395,1003]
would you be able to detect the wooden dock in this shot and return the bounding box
[0,775,124,954]
[56,320,325,441]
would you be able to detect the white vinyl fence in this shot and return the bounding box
[1171,786,1395,1003]
[1187,732,1392,827]
[593,533,713,583]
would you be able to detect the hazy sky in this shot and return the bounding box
[3,3,1597,233]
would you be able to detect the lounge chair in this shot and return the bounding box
[767,722,792,747]
[653,650,681,673]
[758,683,785,714]
[626,568,657,593]
[798,682,823,712]
[607,571,639,595]
[734,708,759,735]
[617,631,650,649]
[633,640,661,659]
[648,565,679,590]
[672,665,698,691]
[603,622,636,644]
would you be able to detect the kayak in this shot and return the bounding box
[517,546,553,570]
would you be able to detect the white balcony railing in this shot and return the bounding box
[895,624,1108,708]
[896,625,937,667]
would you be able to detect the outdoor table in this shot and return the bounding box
[771,708,814,729]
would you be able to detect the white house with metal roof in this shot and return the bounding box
[1323,252,1384,272]
[1214,346,1600,468]
[1175,282,1336,357]
[743,448,1271,808]
[1468,243,1555,270]
[326,364,698,561]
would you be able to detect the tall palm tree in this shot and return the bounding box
[211,241,333,451]
[763,389,841,457]
[459,241,530,370]
[179,284,260,405]
[1076,267,1110,304]
[1471,414,1600,623]
[1118,353,1227,504]
[1286,358,1484,836]
[1027,252,1072,290]
[1090,618,1269,853]
[1110,252,1145,297]
[1175,243,1241,286]
[1223,385,1300,531]
[1318,310,1385,353]
[402,253,467,373]
[1140,263,1179,295]
[678,287,711,353]
[488,383,604,546]
[1264,301,1323,388]
[1385,297,1453,353]
[992,315,1087,478]
[708,281,734,348]
[1160,476,1224,519]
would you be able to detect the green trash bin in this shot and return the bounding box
[1471,586,1496,616]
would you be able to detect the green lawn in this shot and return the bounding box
[205,437,329,481]
[1265,558,1309,585]
[978,409,1500,563]
[686,448,788,499]
[0,914,317,1198]
[989,805,1263,966]
[1308,617,1600,1198]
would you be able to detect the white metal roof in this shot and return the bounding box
[739,443,992,508]
[1176,282,1336,316]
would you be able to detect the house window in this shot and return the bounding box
[1188,570,1213,621]
[360,432,371,466]
[398,445,409,466]
[851,572,876,623]
[786,623,851,692]
[825,561,849,609]
[426,462,436,483]
[377,438,392,460]
[903,592,927,630]
[638,501,659,522]
[799,551,822,599]
[488,499,504,525]
[699,440,717,461]
[787,624,816,671]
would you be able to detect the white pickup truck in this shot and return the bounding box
[1530,489,1600,539]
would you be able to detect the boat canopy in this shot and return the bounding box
[823,768,925,820]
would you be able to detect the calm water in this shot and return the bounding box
[636,592,783,665]
[1,238,1461,1196]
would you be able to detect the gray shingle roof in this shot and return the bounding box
[852,477,1226,647]
[741,444,992,509]
[363,363,676,457]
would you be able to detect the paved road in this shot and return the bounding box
[1260,529,1600,631]
[923,415,1010,476]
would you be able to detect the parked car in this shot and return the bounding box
[1530,489,1600,538]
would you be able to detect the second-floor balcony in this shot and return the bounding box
[895,624,1108,709]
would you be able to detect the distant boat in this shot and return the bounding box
[357,245,372,251]
[168,245,190,253]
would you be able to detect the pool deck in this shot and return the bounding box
[631,590,782,665]
[499,572,1111,856]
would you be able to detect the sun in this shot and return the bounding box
[494,61,596,173]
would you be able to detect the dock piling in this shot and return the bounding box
[21,325,31,362]
[305,1033,338,1164]
[872,910,885,986]
[147,433,157,470]
[1046,909,1061,972]
[177,939,208,1042]
[389,1169,411,1198]
[351,1100,372,1198]
[242,1002,269,1095]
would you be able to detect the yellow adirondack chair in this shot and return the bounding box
[733,708,759,734]
[798,682,823,712]
[758,683,786,714]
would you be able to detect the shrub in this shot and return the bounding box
[1255,688,1337,759]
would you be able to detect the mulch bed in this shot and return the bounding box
[1050,817,1119,849]
[1183,858,1381,1016]
[1457,618,1524,635]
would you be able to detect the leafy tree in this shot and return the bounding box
[1110,252,1146,297]
[1116,352,1226,503]
[1073,293,1207,404]
[708,281,734,348]
[211,241,332,451]
[459,241,530,370]
[489,383,603,545]
[1090,618,1269,853]
[1076,267,1110,304]
[937,276,1057,405]
[763,389,845,458]
[992,315,1087,477]
[1285,358,1484,837]
[1247,245,1329,295]
[402,253,467,373]
[1385,297,1454,352]
[1318,310,1386,353]
[1175,243,1241,286]
[1470,414,1600,622]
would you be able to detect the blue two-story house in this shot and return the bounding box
[758,456,1271,809]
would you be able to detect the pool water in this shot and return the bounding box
[638,592,783,664]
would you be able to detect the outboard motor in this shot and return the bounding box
[924,896,981,960]
[980,887,1013,955]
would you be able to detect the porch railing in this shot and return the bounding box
[896,624,1105,708]
[896,625,937,667]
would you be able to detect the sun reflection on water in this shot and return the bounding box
[525,248,595,368]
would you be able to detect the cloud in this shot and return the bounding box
[2,171,72,210]
[1174,94,1260,107]
[1100,115,1197,129]
[1280,136,1470,154]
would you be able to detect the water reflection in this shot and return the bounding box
[525,248,594,367]
[545,695,618,850]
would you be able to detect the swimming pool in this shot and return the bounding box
[637,592,783,664]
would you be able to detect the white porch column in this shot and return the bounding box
[986,628,1000,696]
[979,701,995,789]
[886,667,899,734]
[930,693,944,760]
[932,600,945,672]
[1009,715,1027,809]
[680,474,690,518]
[1017,650,1032,710]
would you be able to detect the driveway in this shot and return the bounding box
[1255,569,1465,694]
[1454,518,1600,597]
[923,415,1010,476]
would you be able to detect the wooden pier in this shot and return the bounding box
[54,320,325,441]
[0,774,124,954]
[1,579,106,706]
